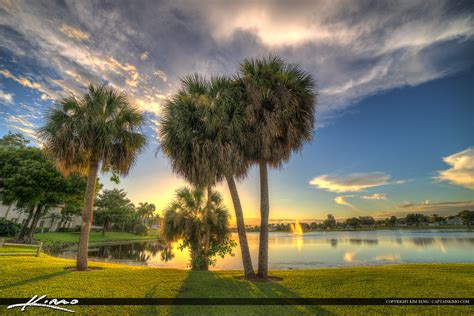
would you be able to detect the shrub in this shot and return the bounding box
[134,224,149,236]
[0,218,21,237]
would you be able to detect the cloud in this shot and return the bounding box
[140,52,150,61]
[0,90,13,104]
[310,172,393,193]
[436,147,474,190]
[361,193,387,200]
[59,24,90,41]
[0,69,57,99]
[375,200,474,218]
[334,195,356,209]
[0,0,472,132]
[5,114,38,141]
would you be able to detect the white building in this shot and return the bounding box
[0,204,82,232]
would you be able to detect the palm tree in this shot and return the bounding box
[238,56,317,279]
[38,84,147,271]
[162,187,233,270]
[159,75,256,278]
[137,202,156,225]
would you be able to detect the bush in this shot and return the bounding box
[134,224,149,236]
[0,218,21,237]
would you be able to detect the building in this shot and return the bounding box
[0,204,82,232]
[444,217,464,226]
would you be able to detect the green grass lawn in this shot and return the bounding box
[0,245,36,254]
[0,254,472,315]
[34,231,158,244]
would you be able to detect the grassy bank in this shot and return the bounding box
[34,231,158,245]
[0,254,472,315]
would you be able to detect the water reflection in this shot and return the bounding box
[56,229,474,269]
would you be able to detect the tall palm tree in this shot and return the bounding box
[39,84,147,271]
[238,56,317,279]
[162,187,232,270]
[159,75,256,278]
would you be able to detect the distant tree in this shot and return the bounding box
[359,216,375,227]
[309,222,318,230]
[405,213,428,226]
[458,210,474,227]
[323,214,337,229]
[386,216,397,227]
[345,217,361,228]
[136,202,156,225]
[95,189,135,236]
[0,132,29,149]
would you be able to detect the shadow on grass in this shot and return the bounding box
[166,271,335,315]
[0,270,70,291]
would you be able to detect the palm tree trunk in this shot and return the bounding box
[202,185,212,271]
[226,175,255,279]
[257,161,269,279]
[77,160,99,271]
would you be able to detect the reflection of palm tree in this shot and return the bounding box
[39,84,147,270]
[160,243,175,262]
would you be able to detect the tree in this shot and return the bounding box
[458,210,474,227]
[238,56,316,279]
[405,213,428,226]
[162,187,235,270]
[324,214,337,229]
[95,189,135,235]
[159,75,256,278]
[386,216,397,227]
[0,145,66,242]
[0,132,29,149]
[136,202,156,225]
[39,84,147,271]
[345,217,360,228]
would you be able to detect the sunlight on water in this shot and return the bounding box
[57,229,474,270]
[289,221,304,252]
[344,251,354,262]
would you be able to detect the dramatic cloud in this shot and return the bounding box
[0,0,472,131]
[0,89,13,104]
[310,172,392,193]
[334,195,356,209]
[436,147,474,190]
[361,193,387,200]
[5,114,37,140]
[59,24,90,41]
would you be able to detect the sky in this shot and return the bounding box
[0,0,473,223]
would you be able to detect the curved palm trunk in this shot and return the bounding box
[226,175,255,279]
[77,160,99,271]
[257,161,269,279]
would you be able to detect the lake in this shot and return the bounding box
[56,229,474,269]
